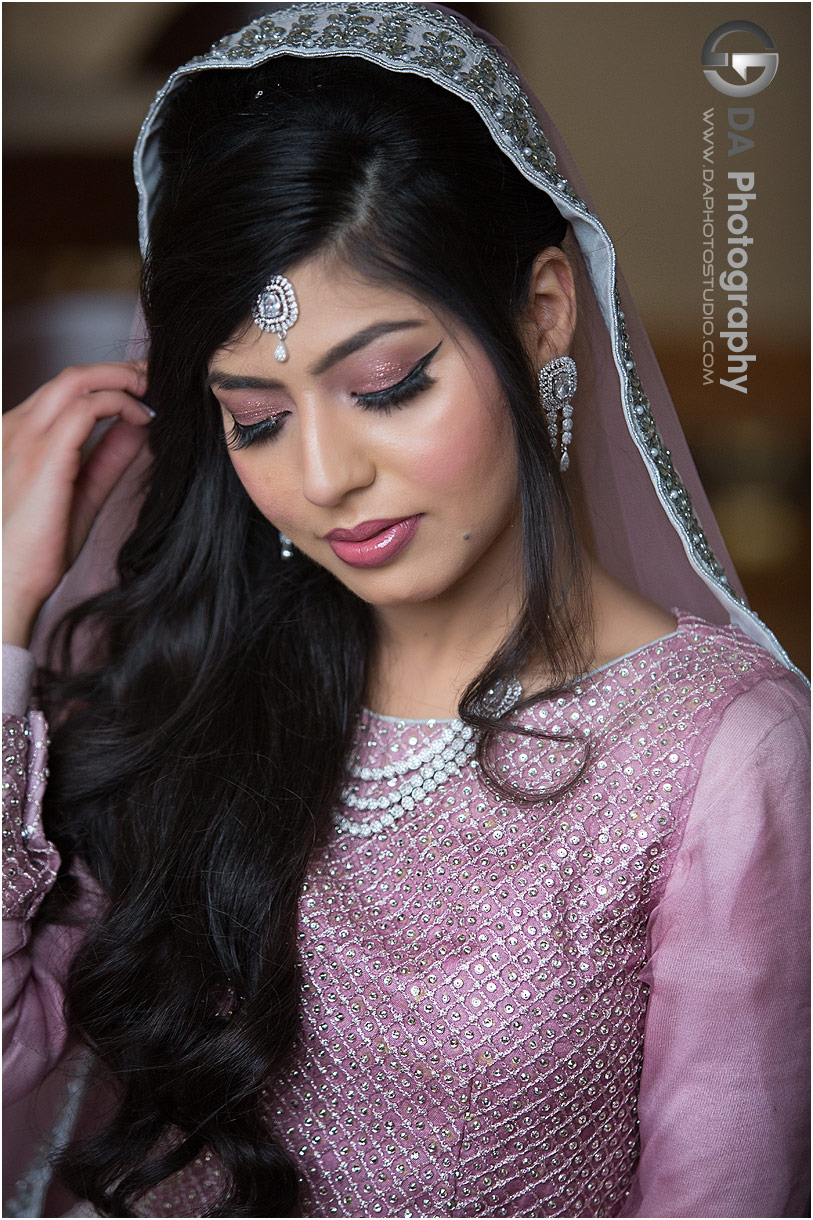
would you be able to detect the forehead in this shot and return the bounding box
[212,257,444,370]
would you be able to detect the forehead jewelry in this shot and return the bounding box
[252,275,299,362]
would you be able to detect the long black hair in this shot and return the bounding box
[41,55,591,1216]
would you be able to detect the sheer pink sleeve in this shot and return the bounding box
[621,675,810,1218]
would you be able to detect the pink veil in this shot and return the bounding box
[34,1,805,684]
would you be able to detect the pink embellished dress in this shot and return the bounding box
[3,610,810,1217]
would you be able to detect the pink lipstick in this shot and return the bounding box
[325,515,423,568]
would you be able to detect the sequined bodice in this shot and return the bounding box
[141,611,770,1217]
[274,675,683,1216]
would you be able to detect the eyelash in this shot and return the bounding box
[224,343,441,451]
[226,414,286,451]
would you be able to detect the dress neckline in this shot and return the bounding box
[362,607,687,726]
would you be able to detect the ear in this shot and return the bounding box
[523,248,577,366]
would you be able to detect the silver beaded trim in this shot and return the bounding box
[132,1,803,682]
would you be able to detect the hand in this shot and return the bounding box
[2,362,153,648]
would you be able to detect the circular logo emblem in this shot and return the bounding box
[702,20,778,97]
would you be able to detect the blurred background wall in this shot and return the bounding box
[4,2,809,671]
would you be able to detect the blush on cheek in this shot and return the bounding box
[411,410,514,491]
[405,345,515,489]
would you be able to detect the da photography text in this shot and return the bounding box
[699,20,778,393]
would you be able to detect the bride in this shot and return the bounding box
[3,5,808,1217]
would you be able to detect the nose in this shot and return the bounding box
[298,401,376,507]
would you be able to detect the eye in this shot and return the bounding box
[353,342,441,414]
[225,413,287,451]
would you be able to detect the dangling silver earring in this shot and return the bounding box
[538,355,577,472]
[279,532,294,560]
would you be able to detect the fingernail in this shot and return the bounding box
[138,401,156,419]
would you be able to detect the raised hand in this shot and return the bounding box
[3,362,153,648]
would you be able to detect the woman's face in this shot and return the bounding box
[208,258,521,609]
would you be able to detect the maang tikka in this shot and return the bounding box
[252,275,299,361]
[538,355,577,472]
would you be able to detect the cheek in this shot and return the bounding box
[404,389,516,495]
[227,453,292,526]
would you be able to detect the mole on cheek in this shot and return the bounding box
[462,533,471,540]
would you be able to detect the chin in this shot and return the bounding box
[327,556,478,608]
[333,574,442,607]
[303,532,495,605]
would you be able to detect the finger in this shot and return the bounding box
[69,420,151,555]
[4,387,151,513]
[3,394,151,529]
[27,388,153,462]
[12,362,150,434]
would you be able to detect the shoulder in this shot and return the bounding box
[572,607,808,728]
[647,612,810,790]
[666,609,809,722]
[660,615,809,862]
[555,608,809,795]
[642,619,809,922]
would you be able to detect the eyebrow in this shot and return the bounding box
[207,319,426,391]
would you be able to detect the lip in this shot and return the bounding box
[326,514,423,568]
[325,517,412,542]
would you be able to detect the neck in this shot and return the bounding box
[366,522,585,720]
[370,590,523,721]
[364,541,679,720]
[367,529,526,720]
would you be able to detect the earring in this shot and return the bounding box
[279,532,294,560]
[538,355,577,472]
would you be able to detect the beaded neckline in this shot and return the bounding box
[335,678,522,837]
[361,608,686,727]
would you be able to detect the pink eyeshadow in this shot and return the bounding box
[350,359,411,394]
[228,405,282,425]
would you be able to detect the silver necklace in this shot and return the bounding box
[334,679,522,838]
